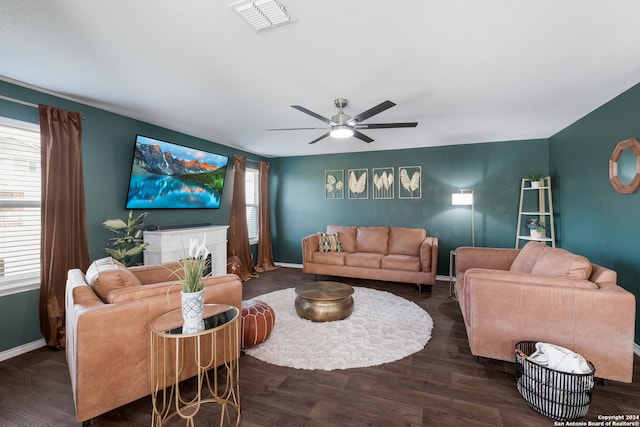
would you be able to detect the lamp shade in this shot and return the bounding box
[452,192,474,206]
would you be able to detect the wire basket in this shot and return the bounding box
[515,341,595,421]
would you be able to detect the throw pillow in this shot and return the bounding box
[317,232,342,253]
[85,257,142,302]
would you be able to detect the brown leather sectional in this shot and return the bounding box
[455,242,636,383]
[302,225,439,290]
[65,257,242,423]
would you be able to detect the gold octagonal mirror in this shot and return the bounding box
[609,137,640,194]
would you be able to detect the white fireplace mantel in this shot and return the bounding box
[143,225,229,277]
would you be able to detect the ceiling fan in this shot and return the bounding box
[268,98,418,144]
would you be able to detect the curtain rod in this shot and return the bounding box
[0,95,38,108]
[0,94,85,119]
[235,156,264,164]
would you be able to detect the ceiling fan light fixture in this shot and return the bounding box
[330,125,354,139]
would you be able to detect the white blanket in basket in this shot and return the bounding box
[528,342,592,374]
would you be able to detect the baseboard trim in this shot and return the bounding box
[274,262,302,269]
[0,338,46,363]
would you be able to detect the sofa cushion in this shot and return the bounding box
[355,226,389,254]
[381,254,421,272]
[388,227,425,256]
[510,241,547,273]
[312,251,346,266]
[317,232,342,252]
[466,268,598,289]
[345,253,383,268]
[107,280,182,303]
[530,247,593,280]
[327,225,357,252]
[85,257,142,302]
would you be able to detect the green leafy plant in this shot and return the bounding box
[526,218,545,232]
[524,172,544,181]
[102,211,149,266]
[174,237,211,293]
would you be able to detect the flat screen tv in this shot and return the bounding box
[125,135,229,209]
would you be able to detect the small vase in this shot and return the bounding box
[530,229,545,239]
[181,289,205,333]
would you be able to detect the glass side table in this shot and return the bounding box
[449,250,457,300]
[151,304,241,427]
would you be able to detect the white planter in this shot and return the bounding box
[529,229,545,239]
[531,181,541,189]
[181,289,205,333]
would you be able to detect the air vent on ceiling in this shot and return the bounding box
[230,0,296,32]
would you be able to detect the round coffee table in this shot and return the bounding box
[294,281,354,322]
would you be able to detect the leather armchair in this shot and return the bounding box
[454,244,635,383]
[65,258,242,423]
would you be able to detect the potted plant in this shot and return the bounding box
[176,237,211,333]
[524,172,545,188]
[102,210,149,266]
[527,218,546,239]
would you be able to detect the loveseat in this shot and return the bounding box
[455,242,636,383]
[65,257,242,423]
[302,225,438,290]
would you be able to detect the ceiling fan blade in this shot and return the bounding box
[267,127,330,131]
[354,122,418,129]
[308,132,331,144]
[349,100,396,124]
[291,105,337,125]
[353,130,374,143]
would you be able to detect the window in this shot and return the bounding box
[245,167,259,244]
[0,118,41,295]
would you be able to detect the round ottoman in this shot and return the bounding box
[241,300,275,349]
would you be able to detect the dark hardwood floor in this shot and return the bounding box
[1,267,639,426]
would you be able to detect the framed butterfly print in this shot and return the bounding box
[347,168,368,199]
[398,166,421,199]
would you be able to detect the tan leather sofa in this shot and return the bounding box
[455,242,636,383]
[65,257,242,423]
[302,225,438,290]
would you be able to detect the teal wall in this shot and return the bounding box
[270,139,549,274]
[0,291,43,351]
[0,80,265,352]
[550,82,640,343]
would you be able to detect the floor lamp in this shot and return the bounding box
[452,189,475,247]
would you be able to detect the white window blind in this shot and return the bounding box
[0,120,41,290]
[245,167,259,244]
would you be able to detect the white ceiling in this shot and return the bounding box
[2,1,640,157]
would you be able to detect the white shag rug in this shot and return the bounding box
[243,286,433,371]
